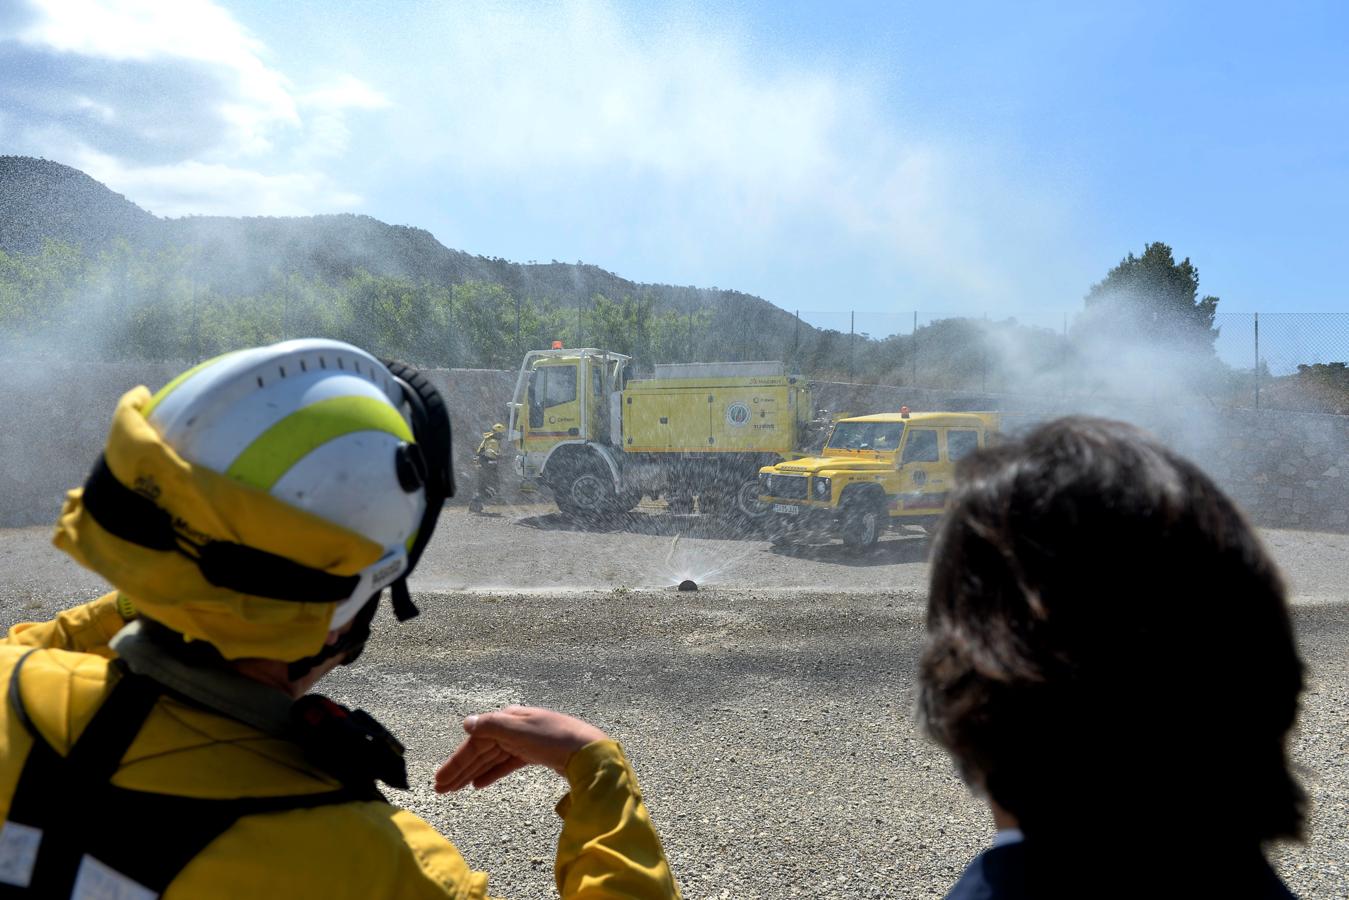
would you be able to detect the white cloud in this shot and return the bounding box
[70,147,362,217]
[2,0,386,214]
[294,74,391,162]
[0,0,1072,306]
[397,1,1068,304]
[17,0,296,156]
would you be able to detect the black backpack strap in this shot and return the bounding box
[58,783,380,894]
[1,653,382,897]
[3,654,164,896]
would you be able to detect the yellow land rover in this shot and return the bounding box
[758,410,999,550]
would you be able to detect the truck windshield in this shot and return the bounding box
[826,421,905,451]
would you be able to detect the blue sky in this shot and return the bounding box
[1,0,1345,337]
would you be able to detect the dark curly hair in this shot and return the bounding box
[918,417,1304,847]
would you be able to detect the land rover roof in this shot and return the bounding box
[837,411,996,426]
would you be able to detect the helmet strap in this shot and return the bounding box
[286,594,381,681]
[388,578,420,622]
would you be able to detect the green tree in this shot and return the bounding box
[451,282,519,368]
[1081,241,1219,352]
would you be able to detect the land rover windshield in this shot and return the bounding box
[825,421,904,452]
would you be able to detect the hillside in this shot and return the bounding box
[0,156,1100,398]
[0,156,796,334]
[0,157,159,255]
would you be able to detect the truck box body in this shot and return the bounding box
[621,375,807,455]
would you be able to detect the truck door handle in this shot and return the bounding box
[568,428,579,436]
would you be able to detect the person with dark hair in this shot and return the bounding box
[919,416,1305,899]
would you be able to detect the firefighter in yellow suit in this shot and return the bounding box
[0,339,678,899]
[469,423,505,513]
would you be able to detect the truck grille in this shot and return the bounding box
[766,474,808,499]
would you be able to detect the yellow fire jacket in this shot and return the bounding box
[3,593,133,659]
[476,432,502,461]
[0,597,679,899]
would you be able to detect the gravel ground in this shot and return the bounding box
[1,507,1345,899]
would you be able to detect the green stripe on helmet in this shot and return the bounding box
[143,351,242,419]
[226,395,415,490]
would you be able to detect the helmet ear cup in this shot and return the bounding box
[394,443,427,493]
[382,360,453,500]
[380,360,452,622]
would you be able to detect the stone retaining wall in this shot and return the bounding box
[0,363,520,528]
[3,366,1346,531]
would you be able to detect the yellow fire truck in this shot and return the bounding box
[507,348,814,522]
[758,409,1000,550]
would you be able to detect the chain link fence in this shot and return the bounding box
[675,307,1349,416]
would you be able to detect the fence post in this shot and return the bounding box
[688,304,694,360]
[636,298,645,362]
[849,310,855,383]
[981,312,988,394]
[1063,311,1070,400]
[189,266,199,363]
[912,311,918,388]
[1254,312,1261,411]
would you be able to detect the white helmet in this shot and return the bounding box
[140,339,449,630]
[57,339,452,663]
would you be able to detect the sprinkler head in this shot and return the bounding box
[677,579,698,592]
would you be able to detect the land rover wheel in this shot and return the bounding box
[734,478,770,521]
[841,495,885,551]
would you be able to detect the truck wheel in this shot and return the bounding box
[697,488,723,516]
[841,495,885,551]
[554,464,618,525]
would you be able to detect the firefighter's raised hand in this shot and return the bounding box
[434,705,609,792]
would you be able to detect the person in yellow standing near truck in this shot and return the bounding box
[0,338,678,899]
[469,423,505,513]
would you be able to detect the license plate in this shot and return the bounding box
[773,504,800,515]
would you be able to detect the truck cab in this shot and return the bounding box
[509,348,630,479]
[758,410,999,549]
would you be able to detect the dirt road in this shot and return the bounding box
[1,508,1345,898]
